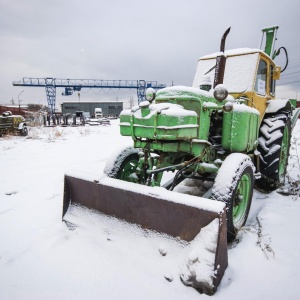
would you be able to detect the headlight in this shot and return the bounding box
[145,88,156,102]
[223,101,233,112]
[213,84,228,101]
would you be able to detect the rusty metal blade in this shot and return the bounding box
[63,174,228,294]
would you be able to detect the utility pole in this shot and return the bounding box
[130,95,134,108]
[18,90,24,114]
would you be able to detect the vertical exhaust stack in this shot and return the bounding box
[213,27,231,88]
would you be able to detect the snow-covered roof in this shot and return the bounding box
[199,48,263,60]
[193,51,260,93]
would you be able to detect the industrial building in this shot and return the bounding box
[61,101,123,117]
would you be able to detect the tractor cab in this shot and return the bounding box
[192,26,285,121]
[193,49,281,120]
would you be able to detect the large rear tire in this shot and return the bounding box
[211,154,254,243]
[255,113,291,191]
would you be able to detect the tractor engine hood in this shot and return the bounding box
[120,100,198,141]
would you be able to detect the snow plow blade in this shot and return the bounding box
[62,173,228,295]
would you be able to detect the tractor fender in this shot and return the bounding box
[18,122,26,130]
[265,99,292,114]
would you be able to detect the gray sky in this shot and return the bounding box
[1,0,300,109]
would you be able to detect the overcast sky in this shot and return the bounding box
[1,0,300,109]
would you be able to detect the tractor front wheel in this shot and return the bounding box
[211,154,254,243]
[104,147,142,183]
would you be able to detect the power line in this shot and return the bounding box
[285,44,300,49]
[279,75,300,81]
[286,64,300,70]
[288,57,300,62]
[278,79,300,85]
[281,72,300,77]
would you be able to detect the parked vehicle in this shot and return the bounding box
[94,108,103,119]
[0,111,28,137]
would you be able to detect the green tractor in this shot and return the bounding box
[107,26,298,241]
[0,111,28,137]
[63,26,300,295]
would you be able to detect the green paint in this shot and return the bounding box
[222,107,259,152]
[232,172,251,227]
[119,85,260,187]
[119,158,139,182]
[261,26,279,57]
[117,26,293,189]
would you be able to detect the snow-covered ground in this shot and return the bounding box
[1,119,300,300]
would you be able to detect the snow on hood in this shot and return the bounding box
[121,100,198,118]
[157,85,210,98]
[233,103,260,115]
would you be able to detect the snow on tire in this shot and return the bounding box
[256,113,291,191]
[211,153,255,243]
[104,146,141,180]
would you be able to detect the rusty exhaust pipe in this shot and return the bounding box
[213,27,231,88]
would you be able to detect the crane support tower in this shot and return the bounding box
[12,78,166,114]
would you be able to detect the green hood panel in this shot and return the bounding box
[120,102,198,140]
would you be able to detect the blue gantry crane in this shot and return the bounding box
[12,78,166,114]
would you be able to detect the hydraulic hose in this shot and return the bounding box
[274,46,289,72]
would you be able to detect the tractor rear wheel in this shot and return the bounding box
[211,154,254,243]
[255,113,291,191]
